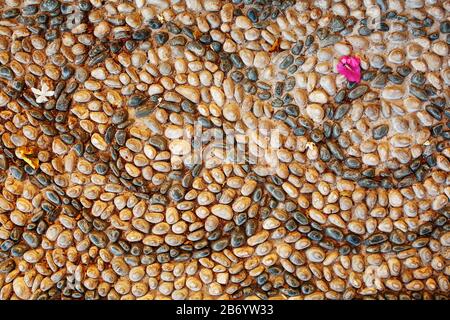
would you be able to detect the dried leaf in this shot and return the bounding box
[22,157,39,169]
[193,29,202,40]
[269,38,281,53]
[16,146,39,169]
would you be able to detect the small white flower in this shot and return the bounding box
[31,82,54,104]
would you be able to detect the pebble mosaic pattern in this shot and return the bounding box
[0,0,449,300]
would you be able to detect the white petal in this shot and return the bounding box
[41,82,50,92]
[45,90,55,97]
[31,87,42,96]
[36,96,48,104]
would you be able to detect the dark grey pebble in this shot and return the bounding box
[0,259,15,273]
[365,233,388,245]
[293,211,309,225]
[329,16,345,32]
[246,67,258,82]
[89,231,108,248]
[168,184,185,202]
[186,41,205,57]
[348,85,368,100]
[325,227,344,241]
[279,54,294,69]
[357,178,379,189]
[387,74,403,84]
[346,234,362,246]
[148,136,167,150]
[326,141,344,161]
[397,66,411,77]
[170,36,186,46]
[112,109,128,124]
[426,105,442,120]
[128,93,148,107]
[114,130,126,146]
[397,175,415,188]
[334,103,350,120]
[373,124,389,140]
[342,170,360,181]
[40,0,60,12]
[0,66,13,80]
[358,26,372,36]
[132,28,152,40]
[231,230,246,248]
[212,238,229,251]
[265,183,285,202]
[411,72,425,86]
[410,86,428,101]
[230,53,244,69]
[22,232,40,248]
[440,21,450,33]
[371,73,387,88]
[155,32,169,45]
[320,34,341,47]
[393,167,411,179]
[2,8,20,19]
[390,230,406,244]
[344,157,362,169]
[334,90,346,103]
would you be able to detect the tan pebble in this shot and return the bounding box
[231,196,251,213]
[222,102,240,122]
[306,104,324,123]
[169,139,191,156]
[73,90,91,103]
[440,232,450,246]
[211,204,233,220]
[306,247,325,263]
[254,51,270,68]
[13,277,30,300]
[210,86,225,106]
[91,133,107,151]
[382,85,404,100]
[308,90,328,104]
[175,85,200,103]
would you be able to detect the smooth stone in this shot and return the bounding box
[13,277,31,300]
[211,204,233,220]
[320,34,342,47]
[410,86,428,101]
[371,74,387,88]
[265,184,285,202]
[382,86,404,100]
[440,21,450,33]
[348,85,368,100]
[306,104,324,122]
[365,233,388,245]
[279,54,294,69]
[169,140,191,155]
[425,105,442,121]
[373,124,389,140]
[325,227,344,241]
[128,94,148,107]
[334,104,350,120]
[175,85,200,103]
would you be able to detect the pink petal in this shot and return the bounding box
[337,55,361,83]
